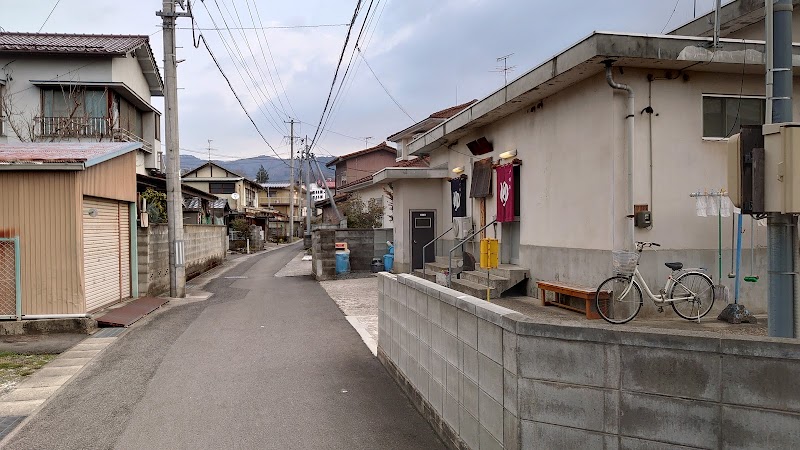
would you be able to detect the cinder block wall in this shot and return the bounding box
[311,229,336,281]
[311,228,394,275]
[378,273,800,450]
[138,224,227,296]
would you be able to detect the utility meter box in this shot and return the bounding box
[763,122,800,213]
[480,238,499,269]
[634,211,652,228]
[727,126,765,214]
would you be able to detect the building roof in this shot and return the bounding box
[324,142,396,167]
[262,182,291,189]
[0,142,142,170]
[408,31,800,156]
[338,156,430,192]
[137,173,218,201]
[387,100,477,142]
[183,161,249,181]
[669,0,800,38]
[0,32,164,96]
[210,199,230,210]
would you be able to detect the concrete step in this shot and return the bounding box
[451,278,499,300]
[412,269,437,283]
[460,271,511,291]
[472,264,529,292]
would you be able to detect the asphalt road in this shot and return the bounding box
[5,244,444,450]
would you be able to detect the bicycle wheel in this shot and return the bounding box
[595,276,643,324]
[669,272,715,320]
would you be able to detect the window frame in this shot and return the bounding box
[209,182,236,194]
[701,94,766,140]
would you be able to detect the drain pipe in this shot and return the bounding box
[605,62,635,251]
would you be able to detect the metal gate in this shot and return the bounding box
[0,237,21,319]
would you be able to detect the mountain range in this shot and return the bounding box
[180,154,335,183]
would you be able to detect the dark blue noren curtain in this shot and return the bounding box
[451,177,467,218]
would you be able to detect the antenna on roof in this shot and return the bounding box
[206,139,214,161]
[492,53,516,86]
[364,136,372,148]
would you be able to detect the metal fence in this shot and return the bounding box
[0,238,21,319]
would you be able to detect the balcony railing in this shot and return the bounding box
[260,197,302,206]
[37,116,153,153]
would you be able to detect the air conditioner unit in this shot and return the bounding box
[453,217,472,240]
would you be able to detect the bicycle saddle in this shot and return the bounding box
[665,262,683,271]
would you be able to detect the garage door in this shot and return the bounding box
[83,197,130,312]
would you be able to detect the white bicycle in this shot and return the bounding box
[594,242,715,324]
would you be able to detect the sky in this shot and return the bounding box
[1,0,726,161]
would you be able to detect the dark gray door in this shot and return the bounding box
[411,210,435,270]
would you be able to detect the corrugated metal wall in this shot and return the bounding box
[0,171,84,315]
[82,151,137,202]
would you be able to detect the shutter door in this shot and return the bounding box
[83,197,122,312]
[118,203,131,299]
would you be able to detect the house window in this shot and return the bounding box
[209,182,236,194]
[702,95,765,138]
[154,112,161,141]
[41,87,109,136]
[246,187,255,207]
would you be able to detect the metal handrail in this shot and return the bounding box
[422,226,453,279]
[447,220,497,287]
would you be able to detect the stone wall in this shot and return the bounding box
[311,229,336,281]
[138,224,227,296]
[378,272,800,450]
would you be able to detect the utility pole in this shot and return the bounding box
[768,0,796,338]
[287,119,296,241]
[157,0,191,298]
[305,135,312,245]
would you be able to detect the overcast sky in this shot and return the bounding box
[2,0,724,160]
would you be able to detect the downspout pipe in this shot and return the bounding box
[605,62,635,251]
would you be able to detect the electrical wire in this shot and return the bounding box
[724,40,748,138]
[661,0,682,34]
[202,0,287,135]
[357,46,414,121]
[173,23,349,30]
[307,0,364,151]
[189,5,291,168]
[38,0,62,33]
[250,0,298,118]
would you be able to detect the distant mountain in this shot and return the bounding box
[180,154,335,183]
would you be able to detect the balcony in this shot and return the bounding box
[260,196,302,207]
[37,116,153,152]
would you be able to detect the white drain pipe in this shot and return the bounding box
[605,62,635,251]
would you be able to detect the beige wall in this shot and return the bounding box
[392,178,443,273]
[111,54,151,100]
[82,151,137,202]
[351,183,393,229]
[0,171,84,315]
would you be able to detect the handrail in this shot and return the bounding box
[422,226,453,279]
[447,220,497,287]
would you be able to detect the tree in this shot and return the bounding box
[340,194,385,229]
[255,165,269,184]
[141,188,167,223]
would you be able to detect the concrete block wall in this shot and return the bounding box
[378,272,800,450]
[138,224,227,296]
[311,229,336,281]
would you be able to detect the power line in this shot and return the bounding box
[357,46,414,121]
[174,23,349,30]
[190,9,291,168]
[38,0,62,33]
[250,0,297,118]
[661,0,682,34]
[201,0,288,135]
[308,0,364,150]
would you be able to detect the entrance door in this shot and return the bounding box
[501,165,521,264]
[411,210,435,270]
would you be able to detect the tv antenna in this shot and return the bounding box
[492,53,516,86]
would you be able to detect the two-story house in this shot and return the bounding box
[0,32,163,172]
[325,142,397,189]
[260,182,305,239]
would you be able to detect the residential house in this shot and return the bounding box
[0,142,141,316]
[0,32,164,173]
[182,161,269,235]
[260,181,305,239]
[326,141,397,189]
[385,0,800,314]
[135,173,224,225]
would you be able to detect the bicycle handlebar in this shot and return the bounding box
[636,241,661,249]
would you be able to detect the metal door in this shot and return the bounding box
[411,210,435,270]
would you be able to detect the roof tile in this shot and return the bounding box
[0,32,148,55]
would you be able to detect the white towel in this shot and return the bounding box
[696,195,707,217]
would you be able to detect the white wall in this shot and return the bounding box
[111,54,151,100]
[352,183,393,229]
[392,179,443,273]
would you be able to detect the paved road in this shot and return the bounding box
[5,244,443,450]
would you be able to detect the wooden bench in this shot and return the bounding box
[538,280,606,320]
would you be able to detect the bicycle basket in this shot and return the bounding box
[612,251,639,276]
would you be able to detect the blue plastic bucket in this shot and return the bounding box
[383,254,394,272]
[335,251,350,274]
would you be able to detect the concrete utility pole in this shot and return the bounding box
[305,136,312,242]
[768,0,796,338]
[157,0,191,298]
[288,119,296,241]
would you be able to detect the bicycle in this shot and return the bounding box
[594,242,715,324]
